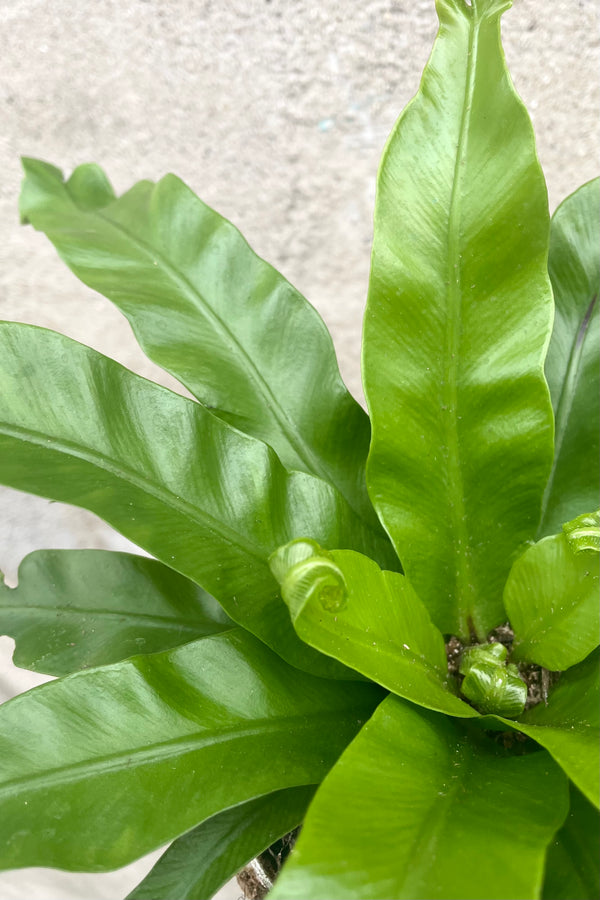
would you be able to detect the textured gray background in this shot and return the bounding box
[0,0,598,897]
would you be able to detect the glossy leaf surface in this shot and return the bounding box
[509,649,600,807]
[362,0,554,638]
[272,543,476,717]
[271,695,568,900]
[0,322,396,677]
[127,786,313,900]
[0,629,380,872]
[0,549,233,676]
[19,159,377,526]
[542,784,600,900]
[504,533,599,670]
[539,179,600,537]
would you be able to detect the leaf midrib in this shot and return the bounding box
[538,292,598,536]
[0,421,266,566]
[354,642,469,714]
[302,614,445,679]
[517,719,592,735]
[0,603,224,632]
[395,740,467,895]
[295,611,475,715]
[93,204,346,497]
[0,711,349,800]
[442,17,479,634]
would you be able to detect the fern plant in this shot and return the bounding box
[0,0,598,898]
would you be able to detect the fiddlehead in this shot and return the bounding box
[269,539,347,615]
[563,510,600,553]
[459,642,527,718]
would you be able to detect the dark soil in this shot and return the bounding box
[519,662,561,709]
[445,635,464,676]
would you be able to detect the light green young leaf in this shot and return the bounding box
[542,784,600,900]
[0,549,233,676]
[362,0,554,639]
[19,158,379,528]
[0,322,397,678]
[505,649,600,807]
[539,179,600,538]
[126,786,314,900]
[0,629,380,872]
[271,695,568,900]
[504,531,599,670]
[269,541,476,718]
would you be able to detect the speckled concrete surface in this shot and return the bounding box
[0,1,598,897]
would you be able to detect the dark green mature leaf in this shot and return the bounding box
[0,549,233,676]
[272,543,476,717]
[362,0,554,639]
[19,158,378,527]
[542,784,600,900]
[271,695,568,900]
[539,179,600,538]
[504,533,599,670]
[0,628,381,872]
[509,649,600,807]
[0,322,396,678]
[126,786,314,900]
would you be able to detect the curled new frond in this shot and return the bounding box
[563,510,600,553]
[269,539,347,616]
[459,643,527,717]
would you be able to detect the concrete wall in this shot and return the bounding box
[0,1,598,897]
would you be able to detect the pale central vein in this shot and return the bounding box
[0,422,266,566]
[396,744,467,896]
[95,206,345,495]
[0,712,349,800]
[443,21,479,632]
[0,604,223,631]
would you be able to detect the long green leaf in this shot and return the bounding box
[503,533,599,670]
[0,628,380,872]
[126,786,314,900]
[271,695,568,900]
[274,545,476,717]
[506,649,600,807]
[542,784,600,900]
[539,179,600,538]
[0,322,396,678]
[362,0,554,639]
[0,549,233,676]
[19,158,378,527]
